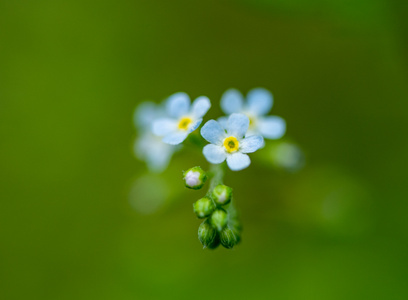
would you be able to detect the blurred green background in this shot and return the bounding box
[1,0,408,299]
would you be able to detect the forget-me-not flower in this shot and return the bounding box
[152,92,211,145]
[218,88,286,139]
[133,101,177,172]
[201,113,264,171]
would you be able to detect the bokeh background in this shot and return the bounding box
[1,0,408,299]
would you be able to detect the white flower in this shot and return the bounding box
[218,88,286,139]
[152,92,211,145]
[200,113,264,171]
[133,101,177,172]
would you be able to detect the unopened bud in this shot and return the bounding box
[211,184,232,206]
[198,220,216,248]
[220,227,238,249]
[207,234,221,250]
[193,197,215,218]
[183,166,207,190]
[210,209,228,231]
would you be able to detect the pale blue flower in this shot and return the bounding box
[152,92,211,145]
[219,88,286,139]
[201,113,264,171]
[133,101,177,172]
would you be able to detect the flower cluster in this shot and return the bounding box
[133,88,288,249]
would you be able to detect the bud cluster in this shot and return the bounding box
[184,166,241,250]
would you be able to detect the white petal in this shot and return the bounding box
[187,118,202,133]
[247,88,273,116]
[226,113,249,139]
[166,92,190,118]
[226,152,250,171]
[134,133,175,173]
[200,120,226,144]
[240,135,264,153]
[134,101,157,129]
[217,116,228,129]
[203,144,227,164]
[191,96,211,118]
[221,89,244,114]
[147,146,174,172]
[258,116,286,139]
[162,131,188,145]
[152,118,177,136]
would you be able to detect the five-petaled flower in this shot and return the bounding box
[201,113,264,171]
[218,88,286,139]
[152,92,211,145]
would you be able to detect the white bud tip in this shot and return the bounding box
[185,170,201,187]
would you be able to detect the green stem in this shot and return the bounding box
[208,163,225,191]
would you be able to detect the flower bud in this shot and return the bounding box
[210,209,228,231]
[211,184,232,206]
[220,227,238,249]
[207,234,221,250]
[183,166,207,190]
[229,218,242,244]
[193,197,215,218]
[198,220,216,248]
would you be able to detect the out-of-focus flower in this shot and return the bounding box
[133,101,177,172]
[218,88,286,139]
[201,113,264,171]
[152,92,211,145]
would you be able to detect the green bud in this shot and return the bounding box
[220,227,238,249]
[193,197,215,218]
[183,166,207,190]
[207,233,221,250]
[229,218,242,244]
[198,220,216,248]
[210,209,228,231]
[211,184,232,206]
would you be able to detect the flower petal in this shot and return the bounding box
[203,144,227,164]
[162,131,189,145]
[187,118,202,133]
[221,89,244,114]
[134,133,176,172]
[191,96,211,118]
[134,101,158,129]
[258,116,286,139]
[152,118,177,136]
[226,113,249,139]
[200,120,226,144]
[240,135,264,153]
[166,92,190,118]
[247,88,273,116]
[217,116,228,129]
[226,152,250,171]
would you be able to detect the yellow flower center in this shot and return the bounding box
[178,117,192,130]
[223,136,239,153]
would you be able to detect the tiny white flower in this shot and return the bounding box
[133,101,177,172]
[152,92,211,145]
[218,88,286,139]
[200,113,264,171]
